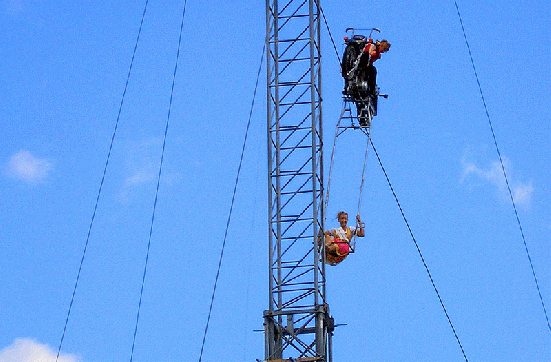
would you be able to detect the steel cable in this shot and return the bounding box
[352,126,371,249]
[198,43,266,361]
[370,139,469,361]
[55,2,150,361]
[318,3,471,358]
[318,3,341,64]
[128,0,188,360]
[454,0,550,334]
[319,8,469,359]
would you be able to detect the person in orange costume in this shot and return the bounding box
[361,39,390,96]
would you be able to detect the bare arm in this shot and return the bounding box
[356,214,365,237]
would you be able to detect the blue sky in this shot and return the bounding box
[1,0,549,361]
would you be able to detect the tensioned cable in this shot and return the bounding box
[318,3,341,64]
[352,127,371,250]
[198,43,266,362]
[370,139,469,361]
[454,1,550,334]
[55,2,150,361]
[128,1,188,361]
[323,105,345,224]
[318,3,467,357]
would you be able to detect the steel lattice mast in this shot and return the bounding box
[263,0,334,360]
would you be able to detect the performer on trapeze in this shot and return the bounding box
[324,211,365,265]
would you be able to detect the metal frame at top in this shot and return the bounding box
[263,0,333,361]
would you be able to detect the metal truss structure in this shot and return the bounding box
[334,97,374,135]
[262,0,333,361]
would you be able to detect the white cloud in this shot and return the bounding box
[0,338,81,362]
[6,150,53,183]
[124,166,156,186]
[117,138,180,202]
[511,181,534,207]
[461,156,533,209]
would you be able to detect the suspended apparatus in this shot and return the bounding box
[322,127,370,267]
[321,28,389,266]
[341,28,389,128]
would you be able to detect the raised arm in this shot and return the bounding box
[356,214,365,237]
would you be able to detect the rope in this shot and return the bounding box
[454,0,551,335]
[370,138,469,361]
[323,103,346,225]
[324,102,372,253]
[351,126,371,250]
[55,2,150,360]
[356,127,372,211]
[198,43,266,362]
[128,1,187,360]
[323,102,371,257]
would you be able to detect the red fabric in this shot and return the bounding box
[363,42,381,63]
[324,233,351,265]
[334,239,350,256]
